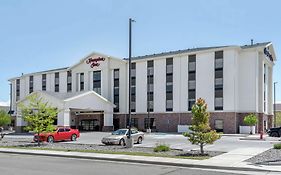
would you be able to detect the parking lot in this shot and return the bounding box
[67,132,278,152]
[5,131,280,152]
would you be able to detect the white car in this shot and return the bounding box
[101,129,144,146]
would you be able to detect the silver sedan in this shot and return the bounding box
[101,129,144,146]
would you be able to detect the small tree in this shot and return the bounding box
[19,94,58,146]
[0,110,11,140]
[243,114,258,134]
[184,98,221,155]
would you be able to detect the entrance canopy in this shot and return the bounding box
[18,90,115,128]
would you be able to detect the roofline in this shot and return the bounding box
[123,41,272,61]
[64,90,116,107]
[9,67,69,81]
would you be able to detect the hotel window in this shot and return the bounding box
[215,51,223,110]
[144,118,156,129]
[166,58,173,111]
[214,119,223,132]
[147,60,154,112]
[54,72,59,92]
[113,69,120,112]
[188,55,196,111]
[16,79,20,101]
[29,75,34,93]
[263,64,267,112]
[80,73,84,91]
[131,63,136,112]
[42,74,46,91]
[93,71,101,95]
[67,71,72,92]
[127,117,138,128]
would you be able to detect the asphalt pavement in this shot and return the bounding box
[65,132,278,152]
[0,153,273,175]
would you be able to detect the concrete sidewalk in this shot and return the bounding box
[0,147,280,172]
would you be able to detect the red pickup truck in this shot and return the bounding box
[34,127,80,143]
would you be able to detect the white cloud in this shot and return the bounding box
[0,101,9,106]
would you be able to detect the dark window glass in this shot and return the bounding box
[67,71,72,92]
[114,88,119,95]
[188,72,196,80]
[131,77,136,86]
[131,62,136,69]
[114,79,119,87]
[42,74,46,91]
[188,100,196,111]
[80,73,84,91]
[214,51,223,111]
[147,60,154,67]
[144,118,156,129]
[113,69,120,112]
[215,51,223,59]
[131,87,136,95]
[166,58,173,111]
[215,70,223,78]
[188,55,196,63]
[16,79,20,101]
[93,71,101,81]
[55,72,59,92]
[147,60,154,112]
[147,76,154,84]
[188,90,196,99]
[166,74,173,83]
[166,92,173,100]
[127,118,138,128]
[166,57,173,65]
[29,76,33,93]
[215,89,223,97]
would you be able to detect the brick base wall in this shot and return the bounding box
[114,112,272,134]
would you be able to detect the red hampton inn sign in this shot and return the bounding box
[86,57,105,68]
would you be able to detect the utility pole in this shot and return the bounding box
[274,82,277,127]
[127,18,135,148]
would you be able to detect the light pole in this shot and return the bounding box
[274,82,277,127]
[127,18,135,148]
[146,69,151,133]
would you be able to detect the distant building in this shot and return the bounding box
[9,42,276,133]
[0,105,9,112]
[275,103,281,112]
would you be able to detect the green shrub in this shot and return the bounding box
[154,144,170,152]
[274,143,281,149]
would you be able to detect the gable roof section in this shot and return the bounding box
[68,51,126,70]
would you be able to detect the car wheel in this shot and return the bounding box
[71,134,77,141]
[119,139,126,146]
[137,137,143,144]
[47,136,54,143]
[271,132,279,137]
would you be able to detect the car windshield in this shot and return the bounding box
[112,129,127,135]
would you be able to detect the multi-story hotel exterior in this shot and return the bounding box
[9,42,276,133]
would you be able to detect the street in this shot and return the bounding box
[0,153,256,175]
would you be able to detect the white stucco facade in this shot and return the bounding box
[9,42,276,133]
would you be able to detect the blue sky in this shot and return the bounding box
[0,0,280,104]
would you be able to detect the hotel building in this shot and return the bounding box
[9,42,276,133]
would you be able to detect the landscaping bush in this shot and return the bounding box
[154,144,170,152]
[273,143,281,149]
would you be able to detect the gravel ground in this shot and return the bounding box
[246,148,281,165]
[0,138,223,157]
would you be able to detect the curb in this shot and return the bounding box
[0,149,278,173]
